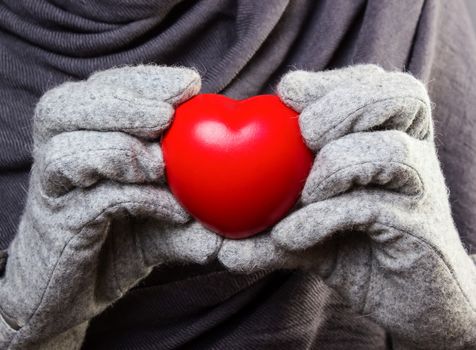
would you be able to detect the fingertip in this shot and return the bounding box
[163,66,202,106]
[271,221,304,251]
[217,241,244,273]
[271,208,320,251]
[166,201,190,224]
[217,239,265,274]
[177,222,222,264]
[277,70,317,112]
[297,108,323,151]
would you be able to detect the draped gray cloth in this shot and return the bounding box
[0,0,475,348]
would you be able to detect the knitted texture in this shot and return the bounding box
[218,65,476,349]
[0,66,222,349]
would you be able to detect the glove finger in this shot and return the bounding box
[53,182,190,230]
[277,64,384,112]
[39,131,165,197]
[302,130,427,205]
[139,221,222,266]
[87,65,201,106]
[34,82,174,147]
[217,234,312,274]
[297,72,431,151]
[271,194,382,251]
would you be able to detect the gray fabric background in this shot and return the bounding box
[0,0,475,348]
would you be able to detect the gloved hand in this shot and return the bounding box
[218,65,476,349]
[0,66,221,350]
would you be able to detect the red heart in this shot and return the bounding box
[162,94,313,239]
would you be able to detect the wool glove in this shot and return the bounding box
[0,66,221,350]
[218,65,476,349]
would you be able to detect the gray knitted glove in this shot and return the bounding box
[218,65,476,349]
[0,66,221,349]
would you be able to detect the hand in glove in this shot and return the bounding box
[218,65,476,349]
[0,66,221,350]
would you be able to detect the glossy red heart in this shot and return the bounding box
[162,94,313,239]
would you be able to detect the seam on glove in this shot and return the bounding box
[312,161,425,200]
[111,219,148,296]
[359,241,375,315]
[136,221,156,269]
[132,219,150,274]
[110,220,126,296]
[363,221,476,315]
[306,95,429,149]
[0,250,7,276]
[0,304,20,331]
